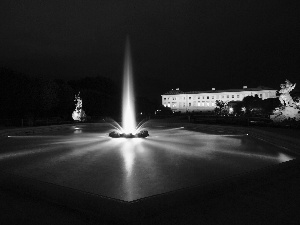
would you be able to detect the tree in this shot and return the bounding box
[38,78,59,114]
[234,95,280,117]
[156,105,173,115]
[135,97,157,116]
[0,68,39,118]
[235,95,260,116]
[68,76,119,117]
[214,100,228,116]
[53,79,74,119]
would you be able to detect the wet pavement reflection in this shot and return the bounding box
[0,124,297,201]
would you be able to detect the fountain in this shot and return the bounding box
[72,91,87,122]
[1,39,298,222]
[109,38,149,138]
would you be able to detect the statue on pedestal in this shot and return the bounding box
[72,92,87,121]
[270,80,300,122]
[278,80,296,107]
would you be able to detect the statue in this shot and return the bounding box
[72,92,87,121]
[278,80,296,107]
[270,80,300,122]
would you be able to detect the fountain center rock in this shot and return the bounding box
[109,130,149,138]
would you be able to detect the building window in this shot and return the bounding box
[164,98,166,100]
[189,102,191,106]
[173,97,176,100]
[189,97,191,100]
[222,95,224,98]
[206,102,209,106]
[237,95,239,98]
[197,102,200,106]
[207,96,209,99]
[227,95,229,98]
[212,96,215,99]
[259,94,262,98]
[184,97,185,100]
[198,96,200,99]
[183,103,185,107]
[172,103,176,108]
[232,95,234,98]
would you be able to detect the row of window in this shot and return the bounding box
[163,101,215,108]
[163,93,268,101]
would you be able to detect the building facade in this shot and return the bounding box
[161,86,277,113]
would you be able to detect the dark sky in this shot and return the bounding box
[0,0,299,102]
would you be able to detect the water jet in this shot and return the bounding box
[109,37,149,138]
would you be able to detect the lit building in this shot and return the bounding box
[161,86,277,113]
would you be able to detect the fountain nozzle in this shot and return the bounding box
[109,130,149,138]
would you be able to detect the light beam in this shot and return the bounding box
[122,37,136,134]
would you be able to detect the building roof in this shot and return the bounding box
[163,86,276,95]
[163,89,184,95]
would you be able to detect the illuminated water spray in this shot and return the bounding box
[122,38,136,134]
[108,37,149,138]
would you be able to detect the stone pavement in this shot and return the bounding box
[1,161,299,225]
[0,123,299,224]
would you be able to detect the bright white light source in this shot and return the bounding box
[122,38,136,134]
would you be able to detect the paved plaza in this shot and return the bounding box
[0,122,299,224]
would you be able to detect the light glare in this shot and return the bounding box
[122,37,136,134]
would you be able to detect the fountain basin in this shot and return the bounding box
[0,122,298,221]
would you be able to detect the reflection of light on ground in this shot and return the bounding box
[4,129,296,166]
[0,135,110,161]
[47,139,116,163]
[118,138,146,176]
[2,124,298,202]
[6,135,65,138]
[2,127,296,178]
[198,134,246,137]
[144,130,296,163]
[118,138,148,200]
[0,149,47,160]
[121,141,135,177]
[277,153,294,163]
[74,130,82,134]
[45,138,101,145]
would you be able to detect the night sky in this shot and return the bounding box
[1,0,299,102]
